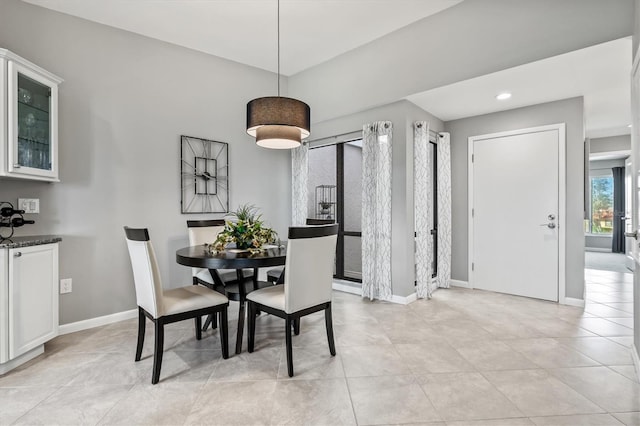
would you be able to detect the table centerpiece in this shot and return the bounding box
[205,204,277,254]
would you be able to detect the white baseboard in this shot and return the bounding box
[562,297,585,308]
[332,280,417,305]
[390,292,417,305]
[585,248,612,253]
[59,308,138,335]
[0,345,44,375]
[632,344,640,383]
[450,279,470,289]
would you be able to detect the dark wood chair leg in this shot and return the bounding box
[135,307,145,362]
[247,301,256,353]
[195,315,202,340]
[293,318,300,335]
[325,303,336,356]
[152,320,165,384]
[211,313,218,329]
[202,314,218,331]
[235,300,246,355]
[202,315,212,331]
[220,308,229,359]
[285,316,294,377]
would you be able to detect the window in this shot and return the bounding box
[308,139,363,283]
[590,175,614,234]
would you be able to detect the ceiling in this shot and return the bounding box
[21,0,633,139]
[407,37,632,139]
[21,0,463,76]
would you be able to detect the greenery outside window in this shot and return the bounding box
[590,175,614,234]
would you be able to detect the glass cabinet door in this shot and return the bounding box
[16,72,51,171]
[7,60,58,180]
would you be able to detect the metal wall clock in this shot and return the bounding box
[180,135,229,213]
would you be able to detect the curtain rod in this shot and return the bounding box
[305,129,361,145]
[305,126,443,147]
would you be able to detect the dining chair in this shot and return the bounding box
[124,226,229,384]
[187,219,254,329]
[247,224,338,377]
[266,218,335,284]
[187,219,255,286]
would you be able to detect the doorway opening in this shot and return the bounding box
[308,139,363,284]
[584,145,632,274]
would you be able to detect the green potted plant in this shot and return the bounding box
[207,204,277,253]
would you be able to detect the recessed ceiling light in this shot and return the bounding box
[496,92,512,100]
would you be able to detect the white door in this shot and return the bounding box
[469,125,564,302]
[625,158,634,271]
[629,47,640,343]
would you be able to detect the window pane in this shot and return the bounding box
[591,176,614,234]
[344,235,362,280]
[308,146,336,220]
[343,142,362,232]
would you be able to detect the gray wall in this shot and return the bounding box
[289,0,633,124]
[312,100,444,298]
[444,97,585,300]
[585,235,611,251]
[590,135,631,154]
[635,0,640,56]
[0,0,291,324]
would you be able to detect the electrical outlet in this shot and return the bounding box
[17,198,39,214]
[60,278,72,294]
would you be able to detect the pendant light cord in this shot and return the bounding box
[277,0,280,97]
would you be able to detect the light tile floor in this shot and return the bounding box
[0,269,637,425]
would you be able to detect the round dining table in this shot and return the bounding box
[176,244,286,354]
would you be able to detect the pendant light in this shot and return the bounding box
[246,0,310,149]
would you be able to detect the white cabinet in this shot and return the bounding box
[0,49,63,182]
[0,242,59,373]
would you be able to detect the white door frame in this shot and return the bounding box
[468,123,567,304]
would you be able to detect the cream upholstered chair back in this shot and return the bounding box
[187,219,225,277]
[124,227,165,318]
[187,220,225,246]
[283,224,338,314]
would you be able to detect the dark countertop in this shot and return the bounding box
[0,235,62,248]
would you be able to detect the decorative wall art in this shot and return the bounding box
[180,135,229,214]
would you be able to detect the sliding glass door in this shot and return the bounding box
[308,140,363,283]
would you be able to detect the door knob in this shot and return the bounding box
[540,223,556,229]
[625,231,638,240]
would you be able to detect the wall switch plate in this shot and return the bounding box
[60,278,72,294]
[17,198,39,214]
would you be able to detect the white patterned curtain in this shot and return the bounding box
[414,122,434,298]
[437,132,452,289]
[291,144,309,226]
[361,121,393,301]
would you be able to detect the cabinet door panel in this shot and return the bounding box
[0,249,8,364]
[7,61,59,181]
[8,244,58,359]
[0,58,6,176]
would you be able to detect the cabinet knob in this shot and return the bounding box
[14,252,22,257]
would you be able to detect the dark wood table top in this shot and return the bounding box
[176,243,287,270]
[177,243,288,355]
